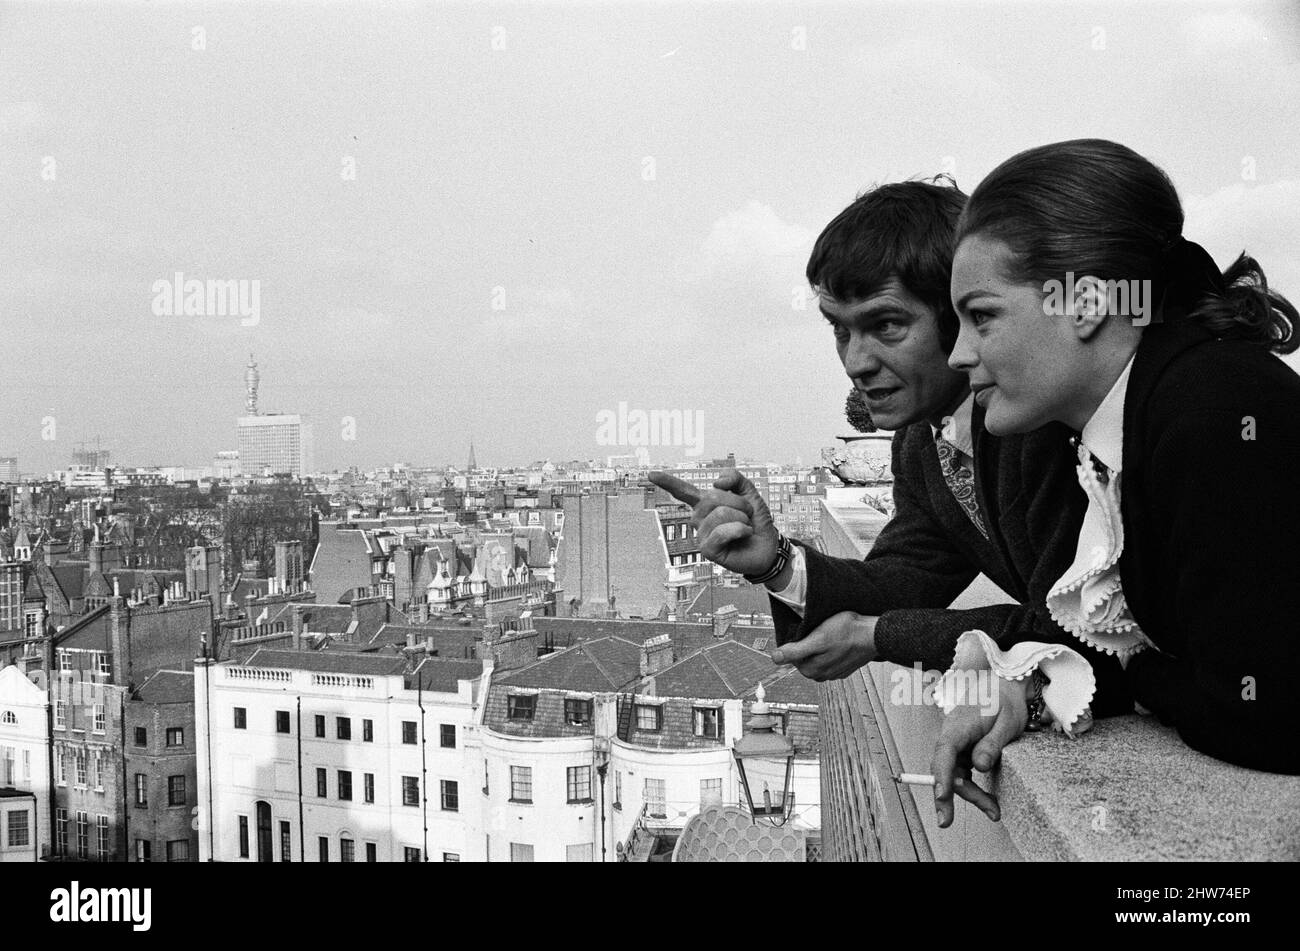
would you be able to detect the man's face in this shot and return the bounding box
[821,278,968,430]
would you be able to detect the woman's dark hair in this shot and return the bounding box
[955,139,1296,353]
[807,176,967,352]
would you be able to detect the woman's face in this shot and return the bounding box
[947,234,1086,435]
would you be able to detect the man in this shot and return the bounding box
[650,179,1131,824]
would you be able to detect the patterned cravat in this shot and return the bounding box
[935,430,989,539]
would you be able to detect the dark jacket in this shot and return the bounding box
[770,409,1133,718]
[1119,320,1300,773]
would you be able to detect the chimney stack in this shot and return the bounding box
[639,634,674,678]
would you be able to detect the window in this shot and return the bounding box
[402,775,419,807]
[165,727,184,747]
[238,816,249,858]
[91,752,102,790]
[564,698,592,726]
[21,749,29,782]
[134,773,147,806]
[362,718,373,742]
[135,839,151,862]
[443,852,460,862]
[336,717,351,740]
[314,715,325,738]
[693,706,721,739]
[404,847,421,862]
[364,772,375,803]
[614,770,622,808]
[97,653,111,677]
[644,778,666,818]
[0,745,13,786]
[338,770,353,801]
[510,842,534,863]
[55,808,68,855]
[55,751,66,786]
[54,703,66,730]
[566,765,592,803]
[166,839,189,862]
[507,694,536,720]
[7,809,29,848]
[96,815,109,861]
[665,524,676,541]
[280,821,291,862]
[233,707,247,729]
[0,711,14,726]
[316,768,327,798]
[509,766,532,803]
[275,710,291,734]
[74,751,86,787]
[401,721,417,744]
[439,723,456,748]
[566,843,593,862]
[635,704,662,732]
[167,775,186,806]
[76,811,89,859]
[340,837,355,863]
[134,726,147,747]
[365,842,377,863]
[483,759,489,795]
[440,779,459,812]
[92,704,105,733]
[701,778,723,807]
[318,837,329,863]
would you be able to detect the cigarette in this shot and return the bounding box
[893,773,966,787]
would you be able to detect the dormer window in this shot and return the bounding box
[507,694,536,720]
[564,698,592,726]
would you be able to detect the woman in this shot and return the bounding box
[931,139,1299,817]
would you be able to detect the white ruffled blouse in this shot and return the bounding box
[939,355,1154,735]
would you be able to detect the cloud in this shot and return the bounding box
[0,101,55,138]
[696,200,814,284]
[1180,11,1271,57]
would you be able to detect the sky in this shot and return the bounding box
[2,0,1299,474]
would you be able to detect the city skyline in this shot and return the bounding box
[5,2,1299,474]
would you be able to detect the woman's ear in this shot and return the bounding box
[1071,275,1110,341]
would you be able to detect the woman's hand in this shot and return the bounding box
[929,674,1032,829]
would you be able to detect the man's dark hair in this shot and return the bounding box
[806,176,967,352]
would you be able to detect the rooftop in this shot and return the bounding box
[242,648,408,677]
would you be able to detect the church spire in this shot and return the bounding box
[467,439,477,472]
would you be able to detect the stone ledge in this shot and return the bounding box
[996,714,1300,861]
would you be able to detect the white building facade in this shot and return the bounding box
[195,654,488,862]
[0,665,50,863]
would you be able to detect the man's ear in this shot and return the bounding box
[1071,275,1110,341]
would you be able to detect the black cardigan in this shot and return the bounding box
[1118,320,1300,774]
[769,408,1133,718]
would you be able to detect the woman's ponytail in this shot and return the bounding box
[1191,253,1298,354]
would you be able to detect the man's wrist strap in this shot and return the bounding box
[745,533,793,586]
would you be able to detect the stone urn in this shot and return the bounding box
[821,433,893,486]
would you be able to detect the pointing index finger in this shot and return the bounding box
[648,471,701,507]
